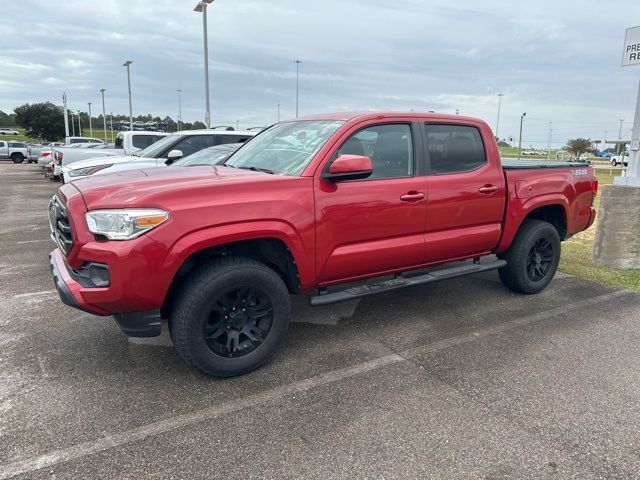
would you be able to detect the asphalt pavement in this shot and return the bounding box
[1,163,639,479]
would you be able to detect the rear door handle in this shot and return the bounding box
[478,185,499,194]
[400,192,425,202]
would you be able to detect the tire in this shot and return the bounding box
[10,153,24,163]
[170,256,291,377]
[498,219,561,294]
[611,159,617,166]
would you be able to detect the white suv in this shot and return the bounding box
[0,128,19,135]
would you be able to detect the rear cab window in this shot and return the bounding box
[425,124,486,175]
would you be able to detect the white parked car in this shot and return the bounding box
[63,129,256,182]
[0,128,19,135]
[64,136,104,145]
[0,140,29,163]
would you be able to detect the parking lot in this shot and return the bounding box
[1,162,640,478]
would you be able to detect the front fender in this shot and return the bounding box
[161,220,315,290]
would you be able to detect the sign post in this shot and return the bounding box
[614,26,640,186]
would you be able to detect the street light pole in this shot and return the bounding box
[294,59,302,117]
[177,89,182,131]
[100,89,107,143]
[517,112,526,160]
[619,118,624,139]
[123,60,133,131]
[495,93,504,138]
[77,112,81,137]
[277,103,280,122]
[87,102,92,138]
[194,0,214,128]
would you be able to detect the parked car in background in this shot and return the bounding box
[521,150,537,156]
[0,140,29,163]
[63,129,256,182]
[0,128,19,135]
[132,121,146,131]
[89,143,243,177]
[611,152,629,167]
[56,131,171,178]
[65,137,104,145]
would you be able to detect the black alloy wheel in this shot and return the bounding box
[202,286,274,358]
[526,238,554,282]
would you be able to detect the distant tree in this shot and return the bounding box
[565,138,592,159]
[497,140,510,147]
[0,110,17,127]
[14,102,65,140]
[192,121,206,129]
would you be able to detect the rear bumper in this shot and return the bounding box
[49,249,162,337]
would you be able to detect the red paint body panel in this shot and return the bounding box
[50,112,597,315]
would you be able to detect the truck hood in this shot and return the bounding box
[93,158,163,176]
[72,165,279,209]
[63,155,138,171]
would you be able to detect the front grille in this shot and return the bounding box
[48,195,74,255]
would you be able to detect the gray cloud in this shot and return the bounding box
[0,0,638,146]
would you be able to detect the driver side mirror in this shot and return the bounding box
[165,149,184,165]
[323,154,373,182]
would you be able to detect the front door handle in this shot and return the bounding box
[400,191,425,202]
[478,185,499,194]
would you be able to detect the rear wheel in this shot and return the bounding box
[611,159,617,166]
[11,153,24,163]
[170,256,291,377]
[498,219,561,294]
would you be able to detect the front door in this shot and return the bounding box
[314,122,427,284]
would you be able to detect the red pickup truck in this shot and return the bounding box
[48,112,597,377]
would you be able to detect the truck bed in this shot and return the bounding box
[502,159,589,170]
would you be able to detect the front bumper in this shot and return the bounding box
[49,249,162,337]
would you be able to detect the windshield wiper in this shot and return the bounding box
[237,166,275,174]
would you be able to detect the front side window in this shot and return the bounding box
[336,124,414,179]
[425,124,486,175]
[225,120,344,176]
[172,135,216,157]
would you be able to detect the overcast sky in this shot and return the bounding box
[1,0,639,147]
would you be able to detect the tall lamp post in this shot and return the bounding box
[495,93,504,138]
[123,60,133,131]
[99,89,107,143]
[517,112,527,160]
[177,89,183,131]
[87,102,93,137]
[294,59,302,117]
[194,0,213,128]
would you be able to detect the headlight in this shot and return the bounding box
[68,164,114,177]
[85,209,169,240]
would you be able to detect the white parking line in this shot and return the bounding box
[13,291,56,299]
[16,239,51,244]
[0,289,631,480]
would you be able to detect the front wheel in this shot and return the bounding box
[498,219,561,294]
[11,153,24,163]
[170,256,291,377]
[611,159,617,166]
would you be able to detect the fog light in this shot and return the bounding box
[89,264,110,287]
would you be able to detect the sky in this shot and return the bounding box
[1,0,639,148]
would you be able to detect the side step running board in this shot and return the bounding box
[309,259,507,306]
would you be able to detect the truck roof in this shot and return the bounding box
[293,111,484,123]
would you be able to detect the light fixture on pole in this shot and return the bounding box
[517,112,527,160]
[99,89,107,143]
[194,0,214,128]
[87,102,93,137]
[177,89,183,131]
[294,59,302,117]
[123,60,134,131]
[495,93,504,138]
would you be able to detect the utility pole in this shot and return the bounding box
[123,60,134,130]
[547,121,552,158]
[77,112,81,137]
[177,89,182,131]
[70,111,75,136]
[62,92,69,139]
[517,112,526,160]
[277,103,280,122]
[87,102,93,137]
[99,89,107,143]
[495,93,504,138]
[619,118,624,139]
[194,1,213,128]
[294,59,302,117]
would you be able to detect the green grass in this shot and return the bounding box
[558,171,640,291]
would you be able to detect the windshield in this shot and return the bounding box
[173,145,238,166]
[137,134,180,158]
[224,120,344,175]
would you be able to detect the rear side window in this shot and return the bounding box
[132,135,161,149]
[172,135,216,157]
[425,124,486,175]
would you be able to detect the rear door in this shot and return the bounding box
[0,141,6,159]
[314,122,427,283]
[423,123,505,262]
